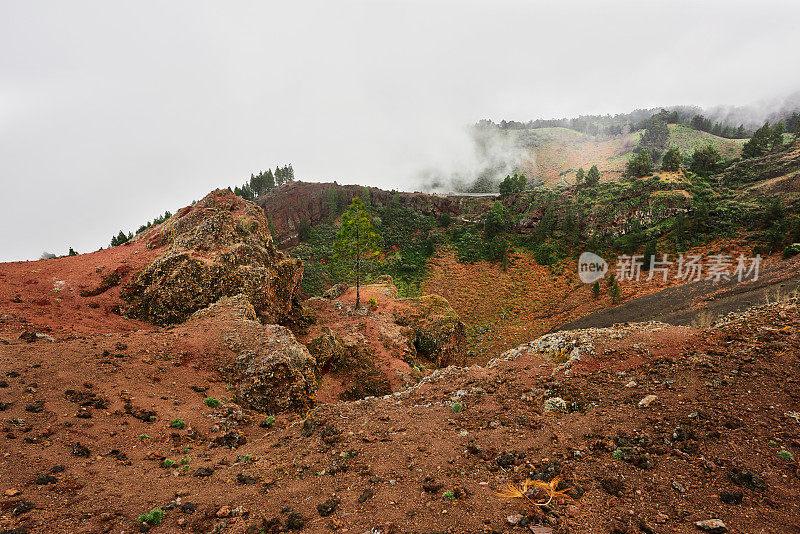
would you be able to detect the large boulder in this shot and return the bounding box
[184,295,317,413]
[120,189,303,325]
[394,295,467,367]
[233,326,317,413]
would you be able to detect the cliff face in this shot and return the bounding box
[256,181,494,248]
[121,189,303,325]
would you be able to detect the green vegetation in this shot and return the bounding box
[585,165,600,187]
[625,151,652,178]
[109,209,172,247]
[233,165,294,201]
[499,173,527,195]
[443,490,456,500]
[170,418,186,430]
[335,197,381,308]
[204,397,221,408]
[661,147,682,171]
[288,118,799,303]
[779,450,795,462]
[162,458,175,468]
[451,402,463,413]
[137,508,164,527]
[690,145,721,177]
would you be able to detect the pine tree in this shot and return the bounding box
[625,151,652,178]
[575,167,585,186]
[772,121,785,148]
[690,146,720,177]
[586,165,601,186]
[609,280,622,304]
[661,148,682,172]
[334,197,380,309]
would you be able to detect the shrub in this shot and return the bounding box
[661,147,682,171]
[443,490,455,500]
[439,213,452,227]
[298,219,312,242]
[609,280,622,304]
[534,242,557,266]
[690,145,721,177]
[204,398,221,408]
[612,449,624,460]
[451,402,463,413]
[783,243,800,259]
[170,418,186,430]
[137,508,164,527]
[625,151,652,178]
[264,415,275,427]
[779,450,795,462]
[368,298,378,309]
[162,458,175,468]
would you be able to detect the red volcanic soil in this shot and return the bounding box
[0,245,799,533]
[0,240,159,339]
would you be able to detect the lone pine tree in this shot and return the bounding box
[334,197,379,309]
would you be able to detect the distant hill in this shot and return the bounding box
[507,124,747,186]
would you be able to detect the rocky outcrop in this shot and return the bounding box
[184,295,317,413]
[256,181,494,248]
[120,189,303,325]
[394,294,467,368]
[233,327,317,413]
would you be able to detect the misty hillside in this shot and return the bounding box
[449,103,800,192]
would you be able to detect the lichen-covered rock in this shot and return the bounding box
[120,189,303,325]
[323,283,348,300]
[394,294,467,367]
[234,325,317,413]
[307,329,346,373]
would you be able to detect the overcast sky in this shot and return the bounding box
[2,0,800,261]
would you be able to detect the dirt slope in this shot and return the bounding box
[558,254,800,332]
[1,284,799,533]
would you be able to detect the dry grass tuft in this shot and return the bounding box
[496,476,573,508]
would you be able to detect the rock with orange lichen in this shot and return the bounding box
[120,189,303,325]
[185,294,317,413]
[233,325,317,413]
[394,294,467,367]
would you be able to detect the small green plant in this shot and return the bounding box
[139,433,151,440]
[137,508,164,526]
[779,450,795,461]
[162,458,175,468]
[612,449,624,460]
[443,490,455,500]
[244,454,253,463]
[451,402,463,413]
[170,418,186,429]
[204,397,221,408]
[768,440,778,447]
[180,457,191,465]
[264,415,275,427]
[368,297,378,309]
